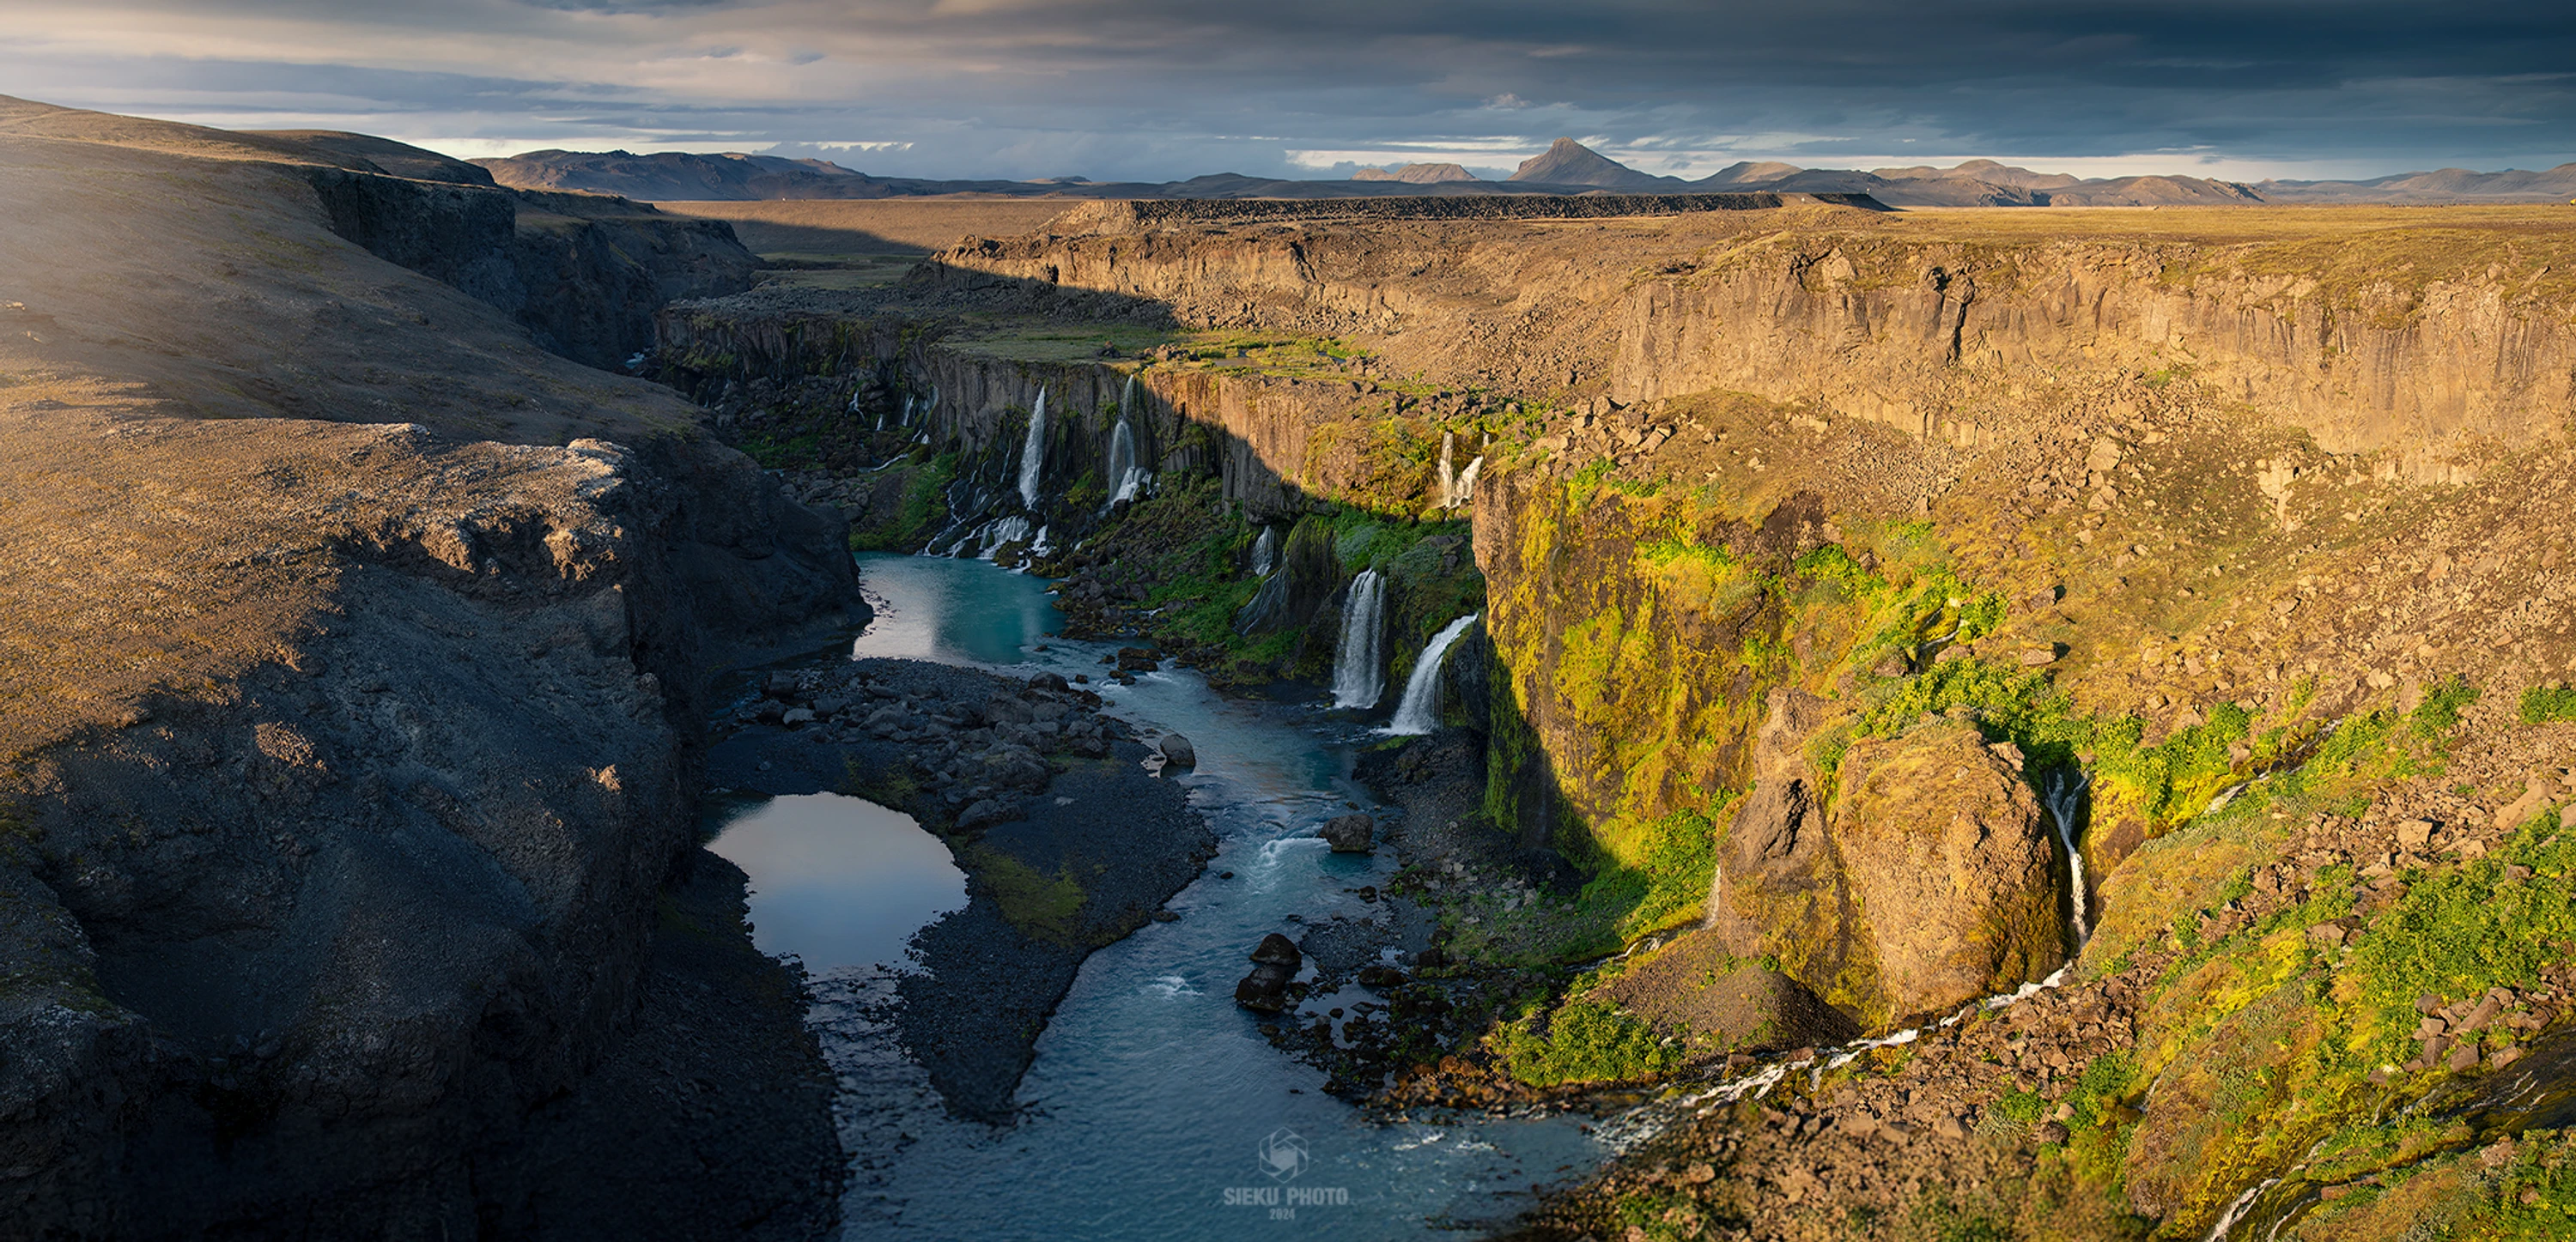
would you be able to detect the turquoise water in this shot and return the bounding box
[806,553,1608,1240]
[849,553,1065,664]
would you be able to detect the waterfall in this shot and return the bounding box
[1436,431,1484,509]
[1383,613,1479,735]
[2043,768,2092,945]
[1328,570,1388,710]
[1104,374,1151,504]
[1017,388,1048,511]
[1249,526,1279,577]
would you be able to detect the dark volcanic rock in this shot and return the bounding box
[1159,733,1198,767]
[1251,932,1303,966]
[1321,813,1375,853]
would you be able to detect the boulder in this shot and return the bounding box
[977,746,1054,792]
[1250,932,1302,966]
[1235,932,1303,1012]
[1026,671,1069,693]
[1319,813,1374,853]
[1234,963,1295,1013]
[1116,646,1160,672]
[1356,963,1410,989]
[1831,723,2061,1019]
[1157,734,1197,767]
[1603,928,1858,1052]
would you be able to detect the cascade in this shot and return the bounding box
[1017,388,1048,511]
[1329,570,1388,710]
[1382,613,1479,735]
[2042,768,2092,945]
[1105,374,1151,504]
[1435,431,1484,508]
[1249,526,1278,577]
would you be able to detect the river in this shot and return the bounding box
[720,553,1606,1239]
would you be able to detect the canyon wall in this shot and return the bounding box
[929,209,2576,476]
[308,168,759,371]
[1,122,854,1237]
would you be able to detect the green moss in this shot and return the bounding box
[966,846,1088,945]
[738,429,823,470]
[2518,685,2576,724]
[2344,809,2575,1066]
[1492,995,1681,1087]
[850,450,956,552]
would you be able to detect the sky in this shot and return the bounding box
[3,0,2573,183]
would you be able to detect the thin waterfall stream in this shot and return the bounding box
[1017,387,1048,510]
[1383,614,1479,736]
[2042,768,2092,946]
[1330,570,1388,711]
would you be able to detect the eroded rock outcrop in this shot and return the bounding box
[1705,695,2061,1029]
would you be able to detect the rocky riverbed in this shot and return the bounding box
[702,652,1216,1122]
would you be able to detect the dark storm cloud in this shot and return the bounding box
[7,0,2572,179]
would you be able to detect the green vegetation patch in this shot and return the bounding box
[2520,685,2576,725]
[965,846,1089,946]
[1492,994,1681,1088]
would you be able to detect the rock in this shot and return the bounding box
[1116,646,1160,672]
[780,707,816,726]
[1234,963,1295,1013]
[2493,1045,2526,1069]
[2035,1121,2070,1145]
[2019,645,2062,667]
[977,746,1054,792]
[2449,1040,2483,1071]
[957,798,1019,831]
[1158,734,1197,767]
[1250,932,1303,967]
[1827,723,2061,1021]
[1601,928,1860,1052]
[1319,813,1374,852]
[1026,671,1069,693]
[2396,819,2436,851]
[1933,1115,1967,1141]
[984,696,1035,726]
[1356,964,1409,989]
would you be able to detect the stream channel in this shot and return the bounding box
[712,552,1606,1239]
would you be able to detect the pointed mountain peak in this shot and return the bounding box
[1506,137,1672,188]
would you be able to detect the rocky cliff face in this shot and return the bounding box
[2,115,853,1239]
[307,169,758,371]
[927,206,2576,481]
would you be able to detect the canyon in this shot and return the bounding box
[664,190,2576,1239]
[6,91,2576,1242]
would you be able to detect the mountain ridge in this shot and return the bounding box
[473,134,2576,207]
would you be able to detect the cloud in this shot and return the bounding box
[0,0,2568,181]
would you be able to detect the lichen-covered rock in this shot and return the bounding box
[1604,927,1858,1053]
[1831,723,2063,1020]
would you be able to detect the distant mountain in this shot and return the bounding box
[1694,160,1802,187]
[2254,165,2576,203]
[473,149,884,200]
[1730,160,2259,207]
[1507,137,1679,189]
[1352,162,1480,184]
[471,133,2573,209]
